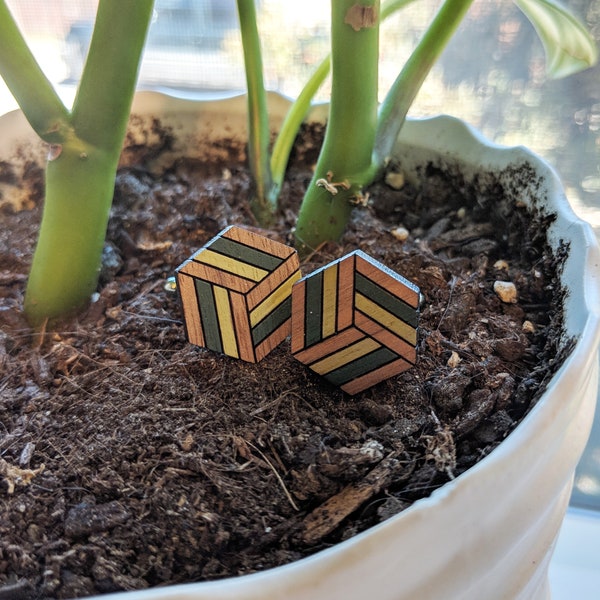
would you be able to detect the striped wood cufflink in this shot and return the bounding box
[290,250,419,395]
[176,226,301,362]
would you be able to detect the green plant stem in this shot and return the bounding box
[270,0,417,205]
[236,0,274,225]
[71,0,155,154]
[0,1,70,143]
[294,0,380,254]
[23,0,154,325]
[24,144,117,325]
[374,0,475,167]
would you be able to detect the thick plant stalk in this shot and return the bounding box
[236,0,274,225]
[294,0,380,254]
[11,0,154,326]
[269,0,417,203]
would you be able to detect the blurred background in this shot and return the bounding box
[0,0,599,511]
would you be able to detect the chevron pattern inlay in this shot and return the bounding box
[176,226,301,362]
[291,250,420,395]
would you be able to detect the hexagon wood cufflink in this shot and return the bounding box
[176,226,301,363]
[291,250,420,395]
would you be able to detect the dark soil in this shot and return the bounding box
[0,123,569,599]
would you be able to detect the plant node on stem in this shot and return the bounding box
[294,0,380,256]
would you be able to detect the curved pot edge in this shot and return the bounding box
[2,90,599,600]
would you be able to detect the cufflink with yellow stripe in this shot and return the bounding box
[176,225,301,363]
[290,250,419,395]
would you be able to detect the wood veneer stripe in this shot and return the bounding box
[176,273,205,347]
[194,279,222,353]
[341,356,412,395]
[210,236,284,271]
[310,337,380,376]
[355,293,417,345]
[213,285,239,359]
[194,249,269,282]
[324,346,398,388]
[355,272,418,327]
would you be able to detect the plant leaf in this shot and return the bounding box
[514,0,598,78]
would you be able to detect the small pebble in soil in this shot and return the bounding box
[493,280,518,304]
[522,320,536,333]
[493,259,509,271]
[390,226,409,242]
[384,170,405,190]
[447,351,461,368]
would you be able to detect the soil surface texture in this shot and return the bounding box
[0,124,569,599]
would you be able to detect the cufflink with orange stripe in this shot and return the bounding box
[175,226,301,363]
[290,250,419,395]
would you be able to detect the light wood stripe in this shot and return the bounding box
[292,327,364,365]
[223,225,294,260]
[324,346,397,388]
[213,286,239,358]
[246,254,301,309]
[321,262,338,338]
[250,270,300,327]
[341,356,412,395]
[194,249,269,282]
[355,272,418,327]
[355,312,417,364]
[290,278,306,354]
[178,260,255,293]
[310,337,380,376]
[254,318,292,362]
[355,293,417,345]
[229,292,255,362]
[336,254,355,330]
[210,236,283,271]
[176,273,205,347]
[355,252,420,308]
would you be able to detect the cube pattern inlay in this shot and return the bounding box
[176,226,301,363]
[291,250,419,394]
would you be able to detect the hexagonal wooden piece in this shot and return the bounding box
[176,226,300,362]
[291,250,419,394]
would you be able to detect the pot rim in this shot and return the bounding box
[2,90,599,599]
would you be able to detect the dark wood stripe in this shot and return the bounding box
[354,311,417,364]
[210,236,284,271]
[254,318,292,362]
[355,272,418,327]
[341,356,412,395]
[252,296,292,346]
[355,251,420,308]
[304,269,323,347]
[194,279,222,353]
[322,346,398,387]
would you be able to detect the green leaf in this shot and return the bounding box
[514,0,597,78]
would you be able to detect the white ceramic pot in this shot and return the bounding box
[2,92,599,600]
